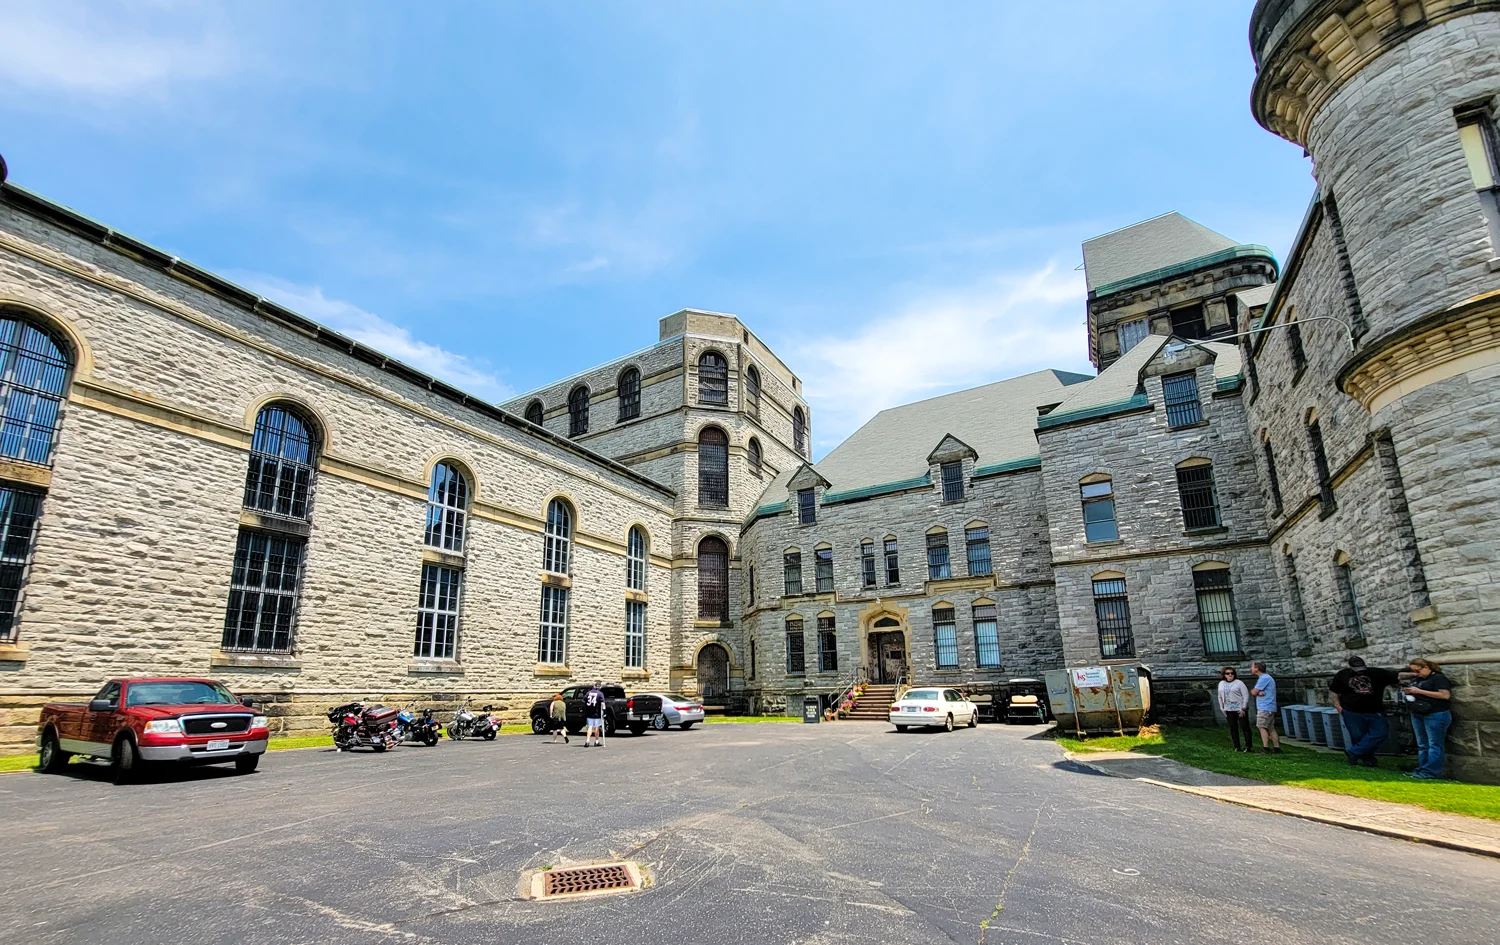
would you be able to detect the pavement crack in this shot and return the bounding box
[977,798,1047,944]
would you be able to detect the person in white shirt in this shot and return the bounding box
[1217,666,1253,753]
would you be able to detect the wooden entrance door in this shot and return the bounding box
[868,630,906,684]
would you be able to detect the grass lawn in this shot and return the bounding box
[1058,725,1500,822]
[703,715,798,724]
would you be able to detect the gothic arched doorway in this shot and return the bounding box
[867,616,907,684]
[697,643,730,703]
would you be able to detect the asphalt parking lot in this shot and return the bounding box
[3,721,1498,945]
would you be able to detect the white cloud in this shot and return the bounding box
[785,263,1091,455]
[243,277,514,404]
[0,2,239,99]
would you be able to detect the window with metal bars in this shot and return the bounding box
[538,584,568,664]
[744,365,761,418]
[1193,568,1239,656]
[933,607,958,669]
[624,599,646,668]
[748,437,762,476]
[698,352,729,406]
[1337,561,1365,644]
[568,386,590,436]
[1092,577,1134,658]
[1081,480,1118,542]
[222,530,305,652]
[617,368,641,421]
[748,638,756,679]
[884,538,900,585]
[627,526,647,591]
[966,526,992,577]
[747,564,756,605]
[926,531,951,580]
[1307,419,1336,512]
[940,462,964,502]
[798,488,816,524]
[1286,319,1307,375]
[860,540,876,588]
[0,315,70,465]
[244,404,317,520]
[1262,438,1284,512]
[698,427,729,507]
[1161,373,1202,428]
[698,536,729,621]
[425,461,469,553]
[815,547,833,593]
[785,618,805,674]
[543,499,572,574]
[818,615,838,672]
[1169,304,1207,340]
[793,407,807,457]
[1176,463,1220,530]
[0,485,42,640]
[525,400,544,426]
[783,551,802,595]
[973,603,1000,669]
[414,564,462,660]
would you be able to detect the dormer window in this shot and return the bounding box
[1162,372,1202,428]
[940,462,964,502]
[797,488,816,525]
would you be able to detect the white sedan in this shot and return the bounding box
[645,693,705,731]
[889,687,979,732]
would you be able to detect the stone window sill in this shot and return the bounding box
[932,669,962,675]
[1487,257,1500,273]
[1291,362,1308,387]
[626,588,649,603]
[1085,538,1124,548]
[1343,637,1369,650]
[210,650,302,670]
[238,509,312,537]
[1167,420,1209,432]
[422,548,466,568]
[0,640,30,662]
[534,664,572,676]
[0,461,51,488]
[621,667,650,679]
[539,571,572,588]
[693,619,731,629]
[408,660,464,675]
[1183,526,1228,536]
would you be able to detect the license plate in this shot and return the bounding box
[207,739,231,751]
[904,706,918,712]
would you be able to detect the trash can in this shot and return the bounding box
[803,696,821,724]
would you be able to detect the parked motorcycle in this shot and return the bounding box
[328,700,402,752]
[396,702,442,747]
[447,698,501,740]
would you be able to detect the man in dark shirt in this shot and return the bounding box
[1329,656,1400,766]
[584,682,607,748]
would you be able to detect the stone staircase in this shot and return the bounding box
[844,684,898,721]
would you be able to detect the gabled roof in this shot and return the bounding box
[926,434,977,464]
[1082,212,1240,294]
[1232,282,1277,309]
[1038,334,1245,430]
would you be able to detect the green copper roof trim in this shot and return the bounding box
[1037,392,1151,429]
[1091,244,1278,299]
[973,456,1042,477]
[822,473,932,506]
[1215,374,1244,392]
[744,501,788,527]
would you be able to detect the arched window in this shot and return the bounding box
[568,386,590,437]
[699,351,729,406]
[425,461,469,552]
[697,536,729,621]
[698,426,729,508]
[617,367,641,422]
[792,407,807,457]
[627,525,647,591]
[744,365,761,418]
[747,437,763,476]
[525,400,544,426]
[925,528,951,580]
[543,498,572,574]
[244,403,318,520]
[0,314,71,465]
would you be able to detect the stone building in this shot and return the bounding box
[0,0,1497,780]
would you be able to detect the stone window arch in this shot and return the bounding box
[699,351,729,406]
[792,406,807,457]
[617,366,641,422]
[543,497,573,575]
[425,460,470,553]
[925,527,951,580]
[568,386,590,437]
[627,525,648,592]
[524,399,544,426]
[747,436,763,476]
[744,364,761,417]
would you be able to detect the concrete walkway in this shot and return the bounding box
[1065,750,1500,858]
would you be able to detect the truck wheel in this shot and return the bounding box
[111,736,139,784]
[651,715,669,731]
[603,716,616,738]
[39,730,71,773]
[235,754,260,774]
[679,722,695,730]
[531,716,550,735]
[629,723,647,736]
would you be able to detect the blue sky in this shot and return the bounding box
[0,1,1312,457]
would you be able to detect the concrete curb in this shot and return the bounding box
[1063,751,1500,860]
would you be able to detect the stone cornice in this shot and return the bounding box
[1251,0,1500,146]
[1337,289,1500,411]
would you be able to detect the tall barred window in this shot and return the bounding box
[543,499,573,575]
[1307,414,1336,513]
[814,546,834,593]
[744,365,761,418]
[792,407,807,457]
[568,386,590,436]
[1161,372,1202,428]
[1193,566,1239,656]
[698,427,729,508]
[222,531,304,652]
[539,584,568,664]
[1092,576,1134,658]
[748,437,763,476]
[618,367,641,422]
[785,617,805,674]
[860,540,876,588]
[244,404,317,519]
[817,615,838,672]
[414,564,462,660]
[933,606,958,670]
[425,461,469,552]
[627,525,647,591]
[0,486,43,639]
[926,530,951,580]
[973,603,1000,669]
[698,536,729,621]
[624,599,646,668]
[884,537,900,585]
[1176,461,1220,530]
[783,550,802,595]
[966,525,992,577]
[940,462,964,502]
[797,488,816,524]
[699,351,729,406]
[1262,434,1284,513]
[747,564,756,605]
[0,315,70,465]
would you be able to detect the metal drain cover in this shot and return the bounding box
[527,862,643,901]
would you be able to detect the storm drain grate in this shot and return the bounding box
[541,864,637,899]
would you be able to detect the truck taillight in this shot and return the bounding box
[626,699,635,709]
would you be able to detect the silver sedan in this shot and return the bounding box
[644,693,705,731]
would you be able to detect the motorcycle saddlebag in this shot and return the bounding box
[363,705,400,725]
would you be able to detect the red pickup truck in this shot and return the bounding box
[37,677,270,782]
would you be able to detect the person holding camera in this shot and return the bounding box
[1401,658,1454,779]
